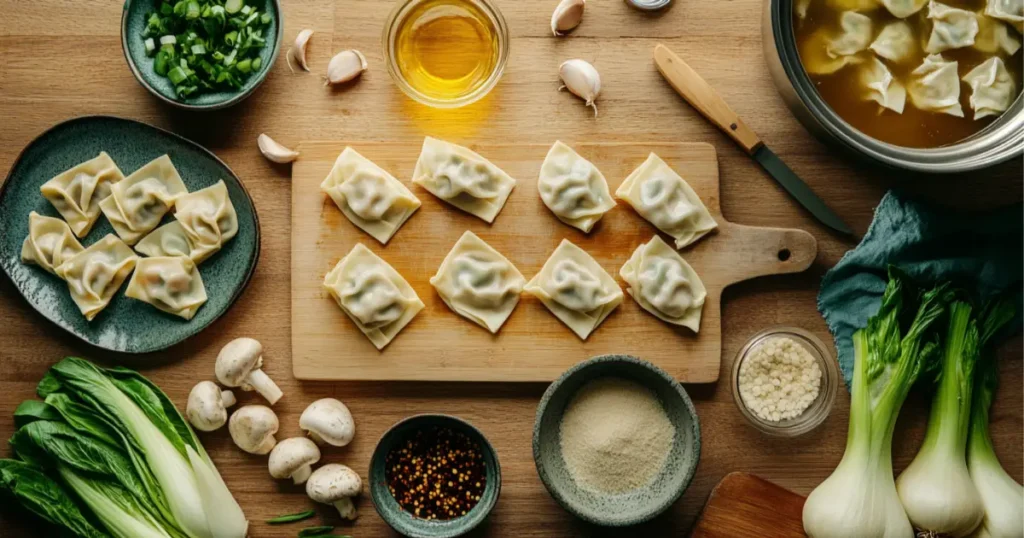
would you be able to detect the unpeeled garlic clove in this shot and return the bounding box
[287,29,314,73]
[258,134,300,164]
[558,59,601,117]
[551,0,585,36]
[324,50,367,86]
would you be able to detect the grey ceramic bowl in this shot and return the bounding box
[121,0,283,110]
[369,415,501,538]
[533,355,701,527]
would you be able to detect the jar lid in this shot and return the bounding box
[625,0,672,11]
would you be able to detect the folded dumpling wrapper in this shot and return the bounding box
[908,54,965,117]
[125,256,208,320]
[870,21,918,63]
[412,137,516,223]
[41,151,125,238]
[172,180,239,263]
[925,1,980,54]
[430,231,525,333]
[99,155,188,245]
[538,141,616,233]
[861,57,908,114]
[134,221,197,260]
[963,56,1016,120]
[620,235,707,333]
[56,234,138,321]
[321,147,421,245]
[324,243,424,350]
[21,211,84,277]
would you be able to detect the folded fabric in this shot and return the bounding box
[817,190,1023,385]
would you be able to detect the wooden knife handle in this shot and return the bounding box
[653,44,763,155]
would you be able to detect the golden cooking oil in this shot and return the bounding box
[393,0,501,102]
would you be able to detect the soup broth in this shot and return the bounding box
[794,0,1023,148]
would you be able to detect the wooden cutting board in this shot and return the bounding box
[692,473,807,537]
[290,141,816,382]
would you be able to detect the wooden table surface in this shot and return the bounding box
[1,1,1021,536]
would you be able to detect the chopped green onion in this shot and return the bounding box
[223,49,237,66]
[224,30,238,45]
[173,1,187,17]
[251,57,262,70]
[266,510,316,525]
[154,50,171,76]
[185,1,200,20]
[235,58,252,74]
[168,66,189,84]
[243,12,259,26]
[159,34,176,45]
[191,43,207,55]
[298,526,335,537]
[261,12,272,25]
[240,5,252,16]
[225,0,243,14]
[160,3,173,15]
[144,38,156,55]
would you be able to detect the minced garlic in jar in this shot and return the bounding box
[738,336,822,422]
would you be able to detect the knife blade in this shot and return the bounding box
[652,43,854,237]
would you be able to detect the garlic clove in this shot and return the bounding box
[325,50,368,86]
[551,0,585,36]
[287,29,314,73]
[558,59,601,117]
[258,134,300,164]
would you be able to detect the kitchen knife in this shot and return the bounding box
[652,43,854,237]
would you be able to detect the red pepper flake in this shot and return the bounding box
[385,426,487,521]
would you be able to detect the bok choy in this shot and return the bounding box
[3,357,247,538]
[803,269,951,538]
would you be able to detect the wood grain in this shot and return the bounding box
[0,1,1021,537]
[291,141,815,383]
[691,472,805,538]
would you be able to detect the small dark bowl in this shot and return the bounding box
[533,355,701,526]
[369,415,501,538]
[121,0,283,110]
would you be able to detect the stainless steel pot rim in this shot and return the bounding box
[769,0,1024,173]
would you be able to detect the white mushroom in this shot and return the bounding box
[306,464,362,520]
[215,338,283,405]
[299,398,355,447]
[268,438,321,485]
[228,405,279,455]
[186,381,236,432]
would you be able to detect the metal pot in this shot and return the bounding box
[762,0,1024,173]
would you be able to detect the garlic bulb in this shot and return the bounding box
[287,29,314,73]
[325,50,367,86]
[551,0,585,36]
[558,59,601,117]
[258,134,300,164]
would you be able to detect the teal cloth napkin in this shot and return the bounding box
[817,190,1023,385]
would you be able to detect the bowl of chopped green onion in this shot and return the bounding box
[122,0,282,110]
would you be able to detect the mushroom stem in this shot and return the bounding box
[246,369,283,405]
[333,498,357,520]
[307,430,326,446]
[221,390,237,408]
[292,465,312,485]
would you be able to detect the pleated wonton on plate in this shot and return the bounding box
[321,147,421,244]
[56,234,138,321]
[171,179,239,263]
[125,256,208,320]
[40,151,125,238]
[412,137,516,223]
[99,154,189,245]
[20,211,84,277]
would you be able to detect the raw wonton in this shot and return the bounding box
[321,147,421,245]
[56,234,138,321]
[172,180,238,263]
[800,12,872,74]
[620,235,707,333]
[21,211,84,276]
[908,54,965,117]
[134,221,196,260]
[323,243,424,350]
[524,239,623,340]
[430,231,525,333]
[963,57,1016,119]
[925,1,980,54]
[40,152,125,238]
[615,153,717,249]
[125,256,208,320]
[975,14,1022,54]
[862,57,908,113]
[412,137,516,223]
[870,21,918,63]
[883,0,927,18]
[538,141,615,233]
[986,0,1023,33]
[99,155,188,245]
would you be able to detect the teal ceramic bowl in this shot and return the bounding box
[0,116,260,354]
[532,355,701,526]
[121,0,282,110]
[369,415,501,538]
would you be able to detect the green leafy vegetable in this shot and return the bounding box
[0,459,110,538]
[141,0,273,99]
[266,510,317,525]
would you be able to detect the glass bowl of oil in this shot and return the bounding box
[383,0,510,109]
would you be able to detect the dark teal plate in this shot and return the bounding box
[369,415,501,538]
[121,0,283,110]
[0,116,260,354]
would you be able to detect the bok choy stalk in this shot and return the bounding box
[967,299,1022,538]
[0,459,110,538]
[803,270,951,538]
[896,302,984,537]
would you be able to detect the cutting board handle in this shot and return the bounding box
[715,223,817,286]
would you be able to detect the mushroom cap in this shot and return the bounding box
[299,398,355,447]
[215,337,263,387]
[268,438,321,480]
[306,464,362,502]
[186,381,230,432]
[228,405,279,454]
